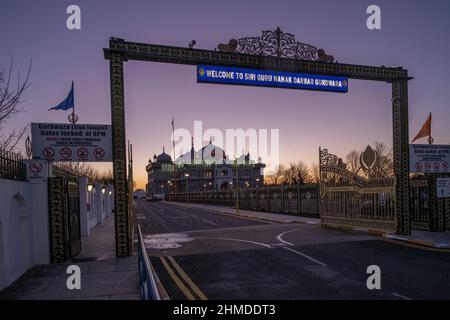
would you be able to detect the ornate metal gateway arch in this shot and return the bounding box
[104,28,412,257]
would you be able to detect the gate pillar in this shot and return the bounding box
[109,44,131,257]
[392,80,411,235]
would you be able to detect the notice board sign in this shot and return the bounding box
[31,123,112,162]
[409,144,450,173]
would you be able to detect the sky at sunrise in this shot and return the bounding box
[1,0,450,188]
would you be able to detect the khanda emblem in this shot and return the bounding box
[199,68,205,77]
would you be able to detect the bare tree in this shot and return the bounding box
[55,162,95,178]
[54,162,114,184]
[265,164,286,185]
[345,150,360,174]
[373,141,394,177]
[0,57,31,151]
[284,161,310,185]
[98,169,113,185]
[309,162,320,183]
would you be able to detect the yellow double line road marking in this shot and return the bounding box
[160,256,208,300]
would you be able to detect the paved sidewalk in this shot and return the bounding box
[0,215,140,300]
[384,230,450,249]
[165,201,321,225]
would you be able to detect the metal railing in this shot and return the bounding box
[165,184,320,217]
[137,224,161,300]
[0,149,27,181]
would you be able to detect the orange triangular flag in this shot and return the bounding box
[412,113,432,143]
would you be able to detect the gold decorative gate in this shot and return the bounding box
[319,147,396,233]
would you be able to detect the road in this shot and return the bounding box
[136,200,450,300]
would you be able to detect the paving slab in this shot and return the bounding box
[385,230,450,249]
[0,216,140,300]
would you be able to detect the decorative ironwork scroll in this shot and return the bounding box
[359,145,390,179]
[319,147,396,233]
[319,147,346,169]
[218,27,334,62]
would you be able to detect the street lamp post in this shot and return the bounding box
[185,173,190,203]
[235,158,239,213]
[256,178,260,210]
[229,181,233,206]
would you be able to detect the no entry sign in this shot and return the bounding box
[409,144,450,173]
[31,123,112,162]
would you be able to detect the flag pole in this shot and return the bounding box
[172,117,176,161]
[68,81,77,124]
[72,81,76,124]
[172,117,176,193]
[428,112,433,145]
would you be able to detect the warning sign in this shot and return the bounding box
[77,148,89,159]
[410,144,450,173]
[29,161,43,173]
[25,160,48,180]
[31,123,112,162]
[437,178,450,198]
[94,147,106,159]
[60,147,72,159]
[42,147,55,159]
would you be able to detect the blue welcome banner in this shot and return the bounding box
[197,65,348,93]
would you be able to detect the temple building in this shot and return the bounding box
[145,140,265,196]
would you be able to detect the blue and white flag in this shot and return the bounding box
[48,82,74,111]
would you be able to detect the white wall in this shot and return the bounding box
[0,159,52,289]
[0,162,114,290]
[0,179,41,289]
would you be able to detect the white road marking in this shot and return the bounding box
[202,219,218,227]
[193,236,273,249]
[275,226,319,246]
[276,228,303,246]
[283,247,327,267]
[392,292,412,300]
